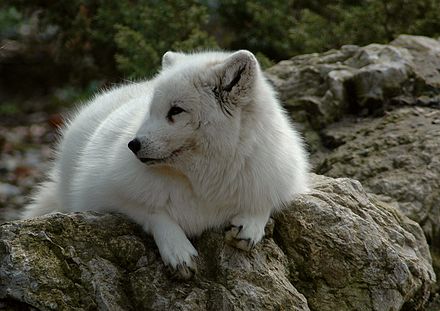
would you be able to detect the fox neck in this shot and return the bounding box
[180,125,261,204]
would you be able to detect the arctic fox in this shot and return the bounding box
[23,50,309,279]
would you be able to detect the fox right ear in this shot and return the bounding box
[217,50,257,94]
[162,51,184,69]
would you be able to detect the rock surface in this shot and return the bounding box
[274,174,435,311]
[266,35,440,152]
[0,213,308,311]
[0,175,435,311]
[316,107,440,247]
[267,36,440,307]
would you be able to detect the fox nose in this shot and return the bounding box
[128,138,141,154]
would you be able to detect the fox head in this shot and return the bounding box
[128,50,267,169]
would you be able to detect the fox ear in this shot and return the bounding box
[162,51,184,69]
[214,50,258,102]
[211,50,258,114]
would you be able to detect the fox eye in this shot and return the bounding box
[167,106,186,122]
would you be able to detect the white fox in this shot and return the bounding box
[23,50,309,279]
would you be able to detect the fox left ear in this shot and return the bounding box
[162,51,185,69]
[214,50,258,102]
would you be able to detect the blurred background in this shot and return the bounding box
[0,0,439,218]
[2,0,440,117]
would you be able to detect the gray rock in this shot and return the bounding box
[0,175,435,310]
[314,106,440,300]
[265,35,440,153]
[316,107,440,248]
[266,34,440,307]
[391,35,440,90]
[345,44,412,109]
[274,174,435,311]
[265,46,358,131]
[0,212,309,311]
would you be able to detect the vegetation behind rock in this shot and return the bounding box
[1,0,440,114]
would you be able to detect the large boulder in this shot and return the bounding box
[316,107,440,250]
[390,35,440,91]
[0,175,435,311]
[274,174,435,311]
[265,34,440,309]
[265,35,440,152]
[0,212,308,311]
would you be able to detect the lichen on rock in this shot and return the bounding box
[0,175,435,310]
[274,174,435,311]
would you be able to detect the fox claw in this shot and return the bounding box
[167,258,197,280]
[224,224,255,252]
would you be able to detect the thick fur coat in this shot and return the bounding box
[23,50,310,278]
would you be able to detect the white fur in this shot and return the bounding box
[23,50,309,275]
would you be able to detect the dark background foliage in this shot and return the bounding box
[1,0,439,115]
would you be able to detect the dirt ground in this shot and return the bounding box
[0,112,61,222]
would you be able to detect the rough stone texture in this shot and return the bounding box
[274,35,440,307]
[0,175,435,311]
[267,36,440,298]
[316,107,440,249]
[390,35,440,91]
[274,174,435,311]
[0,212,309,311]
[265,35,440,152]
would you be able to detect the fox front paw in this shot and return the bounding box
[224,224,256,251]
[224,216,266,252]
[166,255,198,280]
[157,236,198,280]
